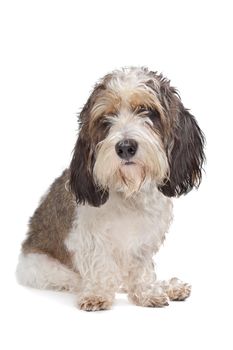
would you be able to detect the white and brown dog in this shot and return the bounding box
[16,67,205,311]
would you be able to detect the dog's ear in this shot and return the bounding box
[159,105,205,197]
[69,85,109,207]
[151,75,205,197]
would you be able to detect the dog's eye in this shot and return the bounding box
[137,106,147,114]
[99,118,111,132]
[147,109,160,122]
[137,106,160,122]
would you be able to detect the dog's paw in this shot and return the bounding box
[129,291,169,308]
[78,295,113,311]
[143,293,169,307]
[166,277,191,301]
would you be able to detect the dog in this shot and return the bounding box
[16,67,205,311]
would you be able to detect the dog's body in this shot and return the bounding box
[17,67,205,310]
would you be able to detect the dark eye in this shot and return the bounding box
[98,118,113,133]
[137,106,160,122]
[147,108,160,122]
[137,106,147,114]
[100,119,110,129]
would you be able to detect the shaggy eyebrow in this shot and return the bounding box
[131,104,148,112]
[132,105,160,116]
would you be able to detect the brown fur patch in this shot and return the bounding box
[129,90,164,117]
[22,170,76,268]
[90,90,120,122]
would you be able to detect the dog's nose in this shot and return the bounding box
[115,139,138,160]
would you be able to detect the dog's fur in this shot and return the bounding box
[16,67,205,311]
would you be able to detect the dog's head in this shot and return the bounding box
[70,67,205,206]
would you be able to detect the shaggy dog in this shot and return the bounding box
[16,67,205,311]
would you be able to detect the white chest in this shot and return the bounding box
[65,190,173,267]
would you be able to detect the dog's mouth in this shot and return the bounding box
[122,161,136,166]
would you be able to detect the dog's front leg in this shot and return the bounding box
[127,256,169,307]
[76,237,119,311]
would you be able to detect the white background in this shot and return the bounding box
[0,0,232,349]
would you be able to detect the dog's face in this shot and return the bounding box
[70,67,205,206]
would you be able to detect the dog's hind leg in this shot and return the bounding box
[16,252,81,292]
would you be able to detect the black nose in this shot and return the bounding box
[115,139,138,160]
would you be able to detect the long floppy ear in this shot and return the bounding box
[159,106,205,197]
[69,85,109,207]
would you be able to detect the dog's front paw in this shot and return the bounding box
[78,295,113,311]
[129,290,169,308]
[166,277,191,301]
[143,293,169,307]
